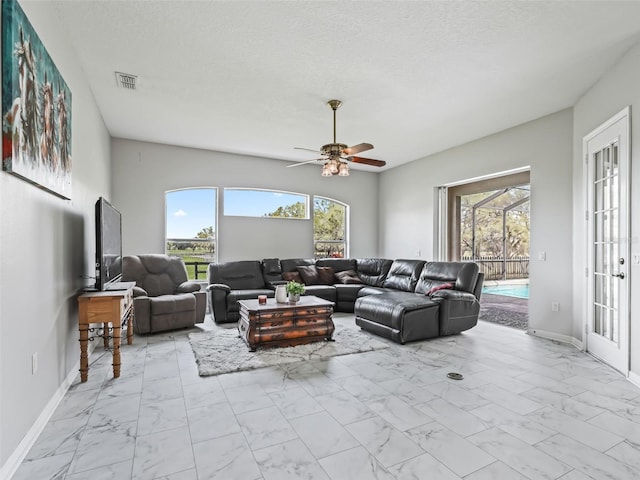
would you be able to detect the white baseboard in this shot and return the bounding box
[628,371,640,388]
[527,328,582,350]
[0,346,93,480]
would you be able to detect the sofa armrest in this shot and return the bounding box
[132,286,148,297]
[430,290,480,336]
[430,290,477,302]
[193,290,207,323]
[132,296,151,334]
[177,281,201,294]
[207,283,231,293]
[207,283,231,323]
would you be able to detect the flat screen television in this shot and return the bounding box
[95,197,123,291]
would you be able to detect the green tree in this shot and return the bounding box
[313,199,344,241]
[195,226,215,253]
[196,226,214,239]
[266,201,306,218]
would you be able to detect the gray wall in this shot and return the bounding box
[111,139,380,262]
[378,109,575,339]
[572,42,640,377]
[0,1,111,472]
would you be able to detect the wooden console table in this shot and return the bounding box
[238,296,334,351]
[77,282,135,382]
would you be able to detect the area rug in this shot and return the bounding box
[189,325,390,377]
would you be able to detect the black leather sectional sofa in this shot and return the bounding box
[207,257,484,344]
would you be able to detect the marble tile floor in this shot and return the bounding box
[13,314,640,480]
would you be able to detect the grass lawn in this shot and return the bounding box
[166,251,211,280]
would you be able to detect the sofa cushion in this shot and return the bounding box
[382,259,425,292]
[335,283,364,304]
[209,261,266,290]
[415,262,479,295]
[281,258,315,273]
[356,258,393,287]
[282,271,303,283]
[176,281,201,294]
[335,269,361,284]
[295,265,334,285]
[150,293,196,315]
[297,265,320,284]
[316,258,357,273]
[139,273,176,298]
[317,266,335,285]
[301,285,337,302]
[262,258,283,284]
[123,254,189,297]
[357,286,396,297]
[355,291,438,330]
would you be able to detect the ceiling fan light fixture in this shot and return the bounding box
[321,163,332,177]
[338,162,349,176]
[328,157,340,174]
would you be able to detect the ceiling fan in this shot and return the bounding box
[288,100,386,176]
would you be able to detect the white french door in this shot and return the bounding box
[584,107,630,374]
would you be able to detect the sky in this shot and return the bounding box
[223,189,306,217]
[166,189,216,239]
[165,188,307,238]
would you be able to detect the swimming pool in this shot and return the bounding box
[482,284,529,299]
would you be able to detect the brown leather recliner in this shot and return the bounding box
[122,254,206,334]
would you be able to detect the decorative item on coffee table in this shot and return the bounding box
[286,280,305,303]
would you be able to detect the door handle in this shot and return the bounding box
[613,272,625,279]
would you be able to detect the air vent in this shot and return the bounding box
[115,72,137,90]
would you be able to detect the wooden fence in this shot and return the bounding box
[461,256,529,281]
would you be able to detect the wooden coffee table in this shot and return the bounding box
[238,296,335,351]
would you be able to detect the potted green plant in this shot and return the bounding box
[285,280,305,303]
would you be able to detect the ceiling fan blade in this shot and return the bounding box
[348,156,386,167]
[287,158,323,168]
[294,147,323,154]
[343,143,373,155]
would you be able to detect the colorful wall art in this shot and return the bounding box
[2,0,72,199]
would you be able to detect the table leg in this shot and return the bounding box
[127,309,133,345]
[103,322,109,348]
[112,322,121,378]
[79,324,89,382]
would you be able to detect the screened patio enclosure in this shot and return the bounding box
[459,185,530,281]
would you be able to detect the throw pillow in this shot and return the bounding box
[334,269,361,284]
[297,265,320,285]
[282,271,303,283]
[425,282,454,296]
[317,266,335,285]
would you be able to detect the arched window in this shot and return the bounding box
[313,196,348,258]
[165,188,217,279]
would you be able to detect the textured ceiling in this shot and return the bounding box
[51,1,640,171]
